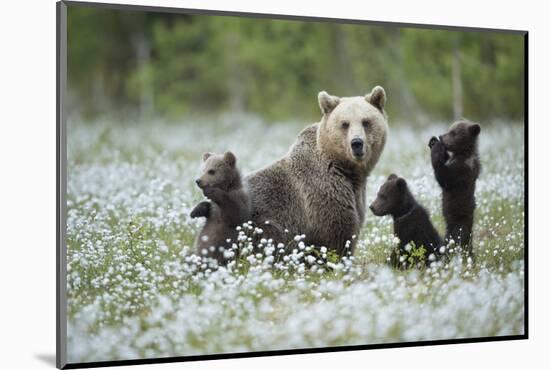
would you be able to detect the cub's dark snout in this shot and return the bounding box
[351,138,364,156]
[195,179,203,187]
[369,203,381,216]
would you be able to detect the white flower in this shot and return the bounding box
[158,241,168,253]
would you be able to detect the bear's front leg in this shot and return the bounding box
[190,201,211,218]
[430,138,452,188]
[428,136,439,149]
[429,138,449,165]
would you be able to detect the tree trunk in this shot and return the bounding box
[134,33,154,119]
[388,29,423,122]
[225,32,245,115]
[331,24,356,92]
[452,37,463,120]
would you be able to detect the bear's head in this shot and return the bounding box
[195,151,241,191]
[439,120,481,155]
[317,86,388,174]
[369,174,413,217]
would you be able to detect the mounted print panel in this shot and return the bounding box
[57,1,527,368]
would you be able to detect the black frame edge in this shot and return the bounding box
[523,32,529,339]
[57,1,68,369]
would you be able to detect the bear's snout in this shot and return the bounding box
[195,178,203,188]
[351,138,365,157]
[369,203,380,216]
[438,135,450,149]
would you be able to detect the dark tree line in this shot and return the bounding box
[68,6,525,124]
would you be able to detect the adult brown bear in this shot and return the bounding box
[245,86,389,256]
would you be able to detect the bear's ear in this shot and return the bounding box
[202,152,213,162]
[224,151,236,167]
[396,177,406,190]
[387,173,398,181]
[469,123,481,137]
[365,86,387,112]
[318,91,340,115]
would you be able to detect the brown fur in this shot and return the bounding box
[190,152,250,265]
[246,87,389,256]
[429,120,481,255]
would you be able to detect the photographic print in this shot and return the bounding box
[57,1,527,368]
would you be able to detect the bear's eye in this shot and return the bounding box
[341,121,350,129]
[450,131,456,137]
[208,169,215,175]
[362,119,370,128]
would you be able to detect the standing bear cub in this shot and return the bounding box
[190,151,250,265]
[429,120,481,256]
[370,174,443,268]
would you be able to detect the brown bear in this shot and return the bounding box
[190,151,250,265]
[369,174,443,268]
[245,87,389,257]
[429,120,481,256]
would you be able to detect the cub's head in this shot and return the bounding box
[439,120,481,154]
[195,151,241,191]
[369,174,410,217]
[317,86,388,174]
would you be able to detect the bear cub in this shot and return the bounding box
[370,174,443,268]
[429,120,481,256]
[190,151,250,265]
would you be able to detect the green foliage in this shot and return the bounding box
[67,6,525,123]
[326,250,341,264]
[408,243,427,266]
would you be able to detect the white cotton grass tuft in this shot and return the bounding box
[66,119,525,363]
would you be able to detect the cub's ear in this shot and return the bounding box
[469,123,481,137]
[318,91,340,114]
[365,85,387,112]
[387,173,398,181]
[224,151,236,167]
[396,177,406,190]
[202,152,213,162]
